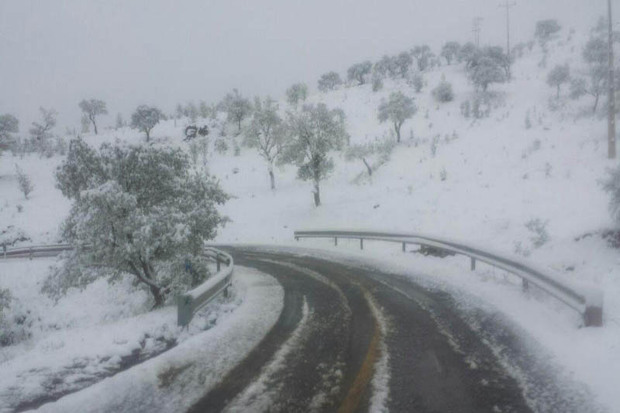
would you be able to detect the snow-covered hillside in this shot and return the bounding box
[1,24,620,411]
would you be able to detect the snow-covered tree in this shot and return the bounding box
[317,71,343,92]
[282,103,348,206]
[286,83,308,107]
[394,52,414,78]
[468,56,506,92]
[0,114,19,153]
[29,107,57,156]
[374,55,397,79]
[347,61,372,85]
[572,37,609,112]
[603,166,620,225]
[411,45,434,71]
[345,138,396,177]
[483,46,511,79]
[460,42,479,68]
[53,142,229,307]
[547,64,570,98]
[130,105,162,142]
[535,19,561,49]
[245,97,286,190]
[378,92,417,143]
[186,101,199,122]
[115,113,125,129]
[441,41,461,65]
[219,89,252,135]
[78,99,107,135]
[432,79,455,103]
[15,165,33,199]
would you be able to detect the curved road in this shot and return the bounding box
[190,247,600,413]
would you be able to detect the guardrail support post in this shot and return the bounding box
[470,258,476,271]
[216,256,221,272]
[522,279,529,291]
[29,247,33,260]
[584,305,603,327]
[334,237,338,246]
[2,245,6,259]
[360,239,364,250]
[402,242,406,252]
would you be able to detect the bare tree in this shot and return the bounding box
[347,61,372,85]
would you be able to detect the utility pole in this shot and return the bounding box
[500,1,516,80]
[472,17,483,47]
[608,0,616,159]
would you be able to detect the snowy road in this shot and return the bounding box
[189,247,601,413]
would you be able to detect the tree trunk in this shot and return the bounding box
[92,120,98,135]
[145,129,150,142]
[150,284,165,308]
[594,93,600,113]
[362,157,373,176]
[313,185,321,207]
[394,123,401,143]
[269,168,276,190]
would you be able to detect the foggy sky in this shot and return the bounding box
[0,0,605,131]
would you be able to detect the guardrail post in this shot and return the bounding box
[402,242,406,252]
[216,256,221,272]
[360,238,364,250]
[470,258,476,271]
[522,279,529,292]
[2,245,6,259]
[29,247,33,260]
[334,237,338,246]
[177,295,193,327]
[584,305,603,327]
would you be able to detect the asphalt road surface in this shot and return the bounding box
[189,247,600,413]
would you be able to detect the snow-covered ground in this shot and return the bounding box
[1,24,619,411]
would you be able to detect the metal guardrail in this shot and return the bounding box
[1,244,233,327]
[294,229,604,327]
[177,248,234,327]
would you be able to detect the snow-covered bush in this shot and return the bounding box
[53,141,229,308]
[372,71,384,92]
[525,218,549,248]
[378,92,417,143]
[214,138,228,154]
[282,103,348,206]
[15,165,33,199]
[432,79,454,103]
[408,73,424,93]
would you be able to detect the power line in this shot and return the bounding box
[472,17,483,47]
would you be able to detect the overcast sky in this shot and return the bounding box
[0,0,605,131]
